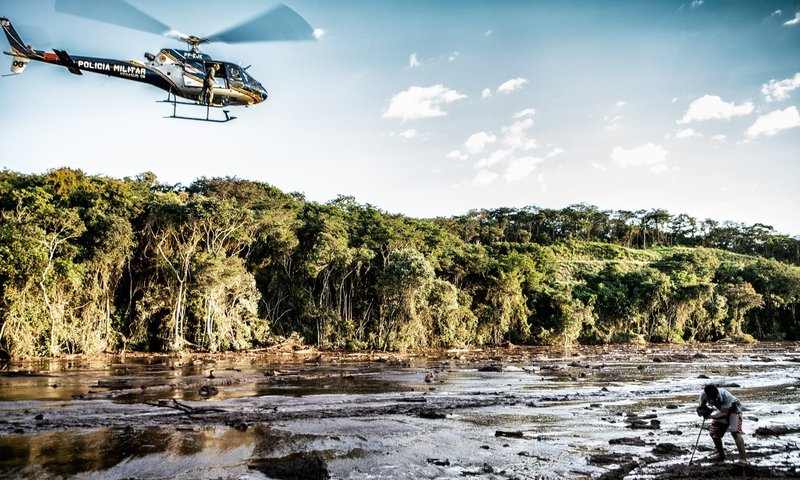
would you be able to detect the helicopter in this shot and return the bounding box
[1,0,315,122]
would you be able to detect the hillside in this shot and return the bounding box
[0,169,798,357]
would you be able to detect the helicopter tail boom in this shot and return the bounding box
[0,18,34,58]
[1,17,37,75]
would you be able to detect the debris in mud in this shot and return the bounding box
[427,458,450,466]
[755,425,800,436]
[495,430,525,438]
[250,453,330,480]
[609,437,647,446]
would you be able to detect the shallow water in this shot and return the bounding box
[1,343,799,479]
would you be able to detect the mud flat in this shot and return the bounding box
[1,342,799,479]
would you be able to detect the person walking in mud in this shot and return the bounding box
[697,384,747,463]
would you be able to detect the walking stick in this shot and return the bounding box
[689,417,706,465]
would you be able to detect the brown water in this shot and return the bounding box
[1,343,799,479]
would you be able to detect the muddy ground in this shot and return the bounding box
[1,342,799,479]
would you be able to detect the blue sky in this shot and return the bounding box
[1,0,799,234]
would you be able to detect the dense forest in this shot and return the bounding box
[1,168,799,358]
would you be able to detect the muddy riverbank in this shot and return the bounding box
[1,342,799,479]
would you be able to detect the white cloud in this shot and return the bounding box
[691,0,704,8]
[476,149,512,168]
[538,173,548,192]
[313,28,326,40]
[446,150,468,160]
[590,162,608,171]
[677,95,754,123]
[745,106,800,139]
[501,118,537,150]
[711,134,727,143]
[513,108,536,119]
[504,157,542,182]
[484,29,493,37]
[784,12,800,26]
[497,77,528,94]
[481,88,493,99]
[611,143,669,173]
[398,129,417,139]
[472,170,498,186]
[448,51,460,62]
[616,100,627,108]
[761,73,800,102]
[772,10,782,16]
[382,84,467,121]
[409,53,421,68]
[465,131,497,154]
[545,147,564,158]
[671,128,702,139]
[604,115,623,131]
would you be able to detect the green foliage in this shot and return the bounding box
[0,169,798,357]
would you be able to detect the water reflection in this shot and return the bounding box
[0,425,279,478]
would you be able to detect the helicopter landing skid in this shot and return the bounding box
[159,92,236,123]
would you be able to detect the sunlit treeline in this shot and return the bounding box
[0,169,798,357]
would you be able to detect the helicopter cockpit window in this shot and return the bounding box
[227,65,243,82]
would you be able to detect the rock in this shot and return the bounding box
[419,411,447,419]
[697,374,710,379]
[609,437,647,446]
[601,387,610,392]
[250,453,330,480]
[424,372,435,383]
[478,365,503,372]
[426,458,450,466]
[34,414,43,421]
[597,461,640,480]
[652,443,688,456]
[755,425,800,436]
[665,430,683,435]
[495,430,525,438]
[666,404,679,409]
[588,453,635,465]
[199,385,218,396]
[226,419,248,431]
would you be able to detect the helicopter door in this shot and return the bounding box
[204,62,227,89]
[182,61,205,88]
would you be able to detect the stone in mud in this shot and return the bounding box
[226,419,248,431]
[650,463,800,479]
[598,461,640,480]
[652,443,688,456]
[478,365,503,372]
[250,453,330,480]
[609,437,647,446]
[588,453,635,465]
[755,425,800,436]
[199,385,218,396]
[419,411,447,419]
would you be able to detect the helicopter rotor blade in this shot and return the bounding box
[205,3,315,44]
[55,0,189,41]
